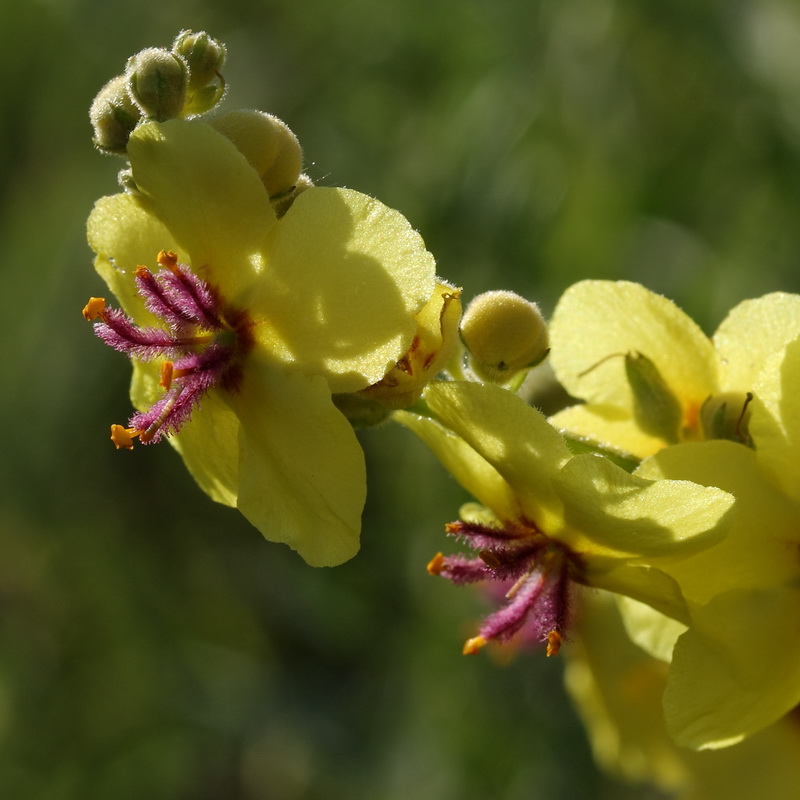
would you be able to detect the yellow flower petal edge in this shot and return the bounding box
[127,119,276,306]
[554,454,734,559]
[249,186,437,392]
[549,280,717,411]
[713,293,800,392]
[664,587,800,750]
[421,381,571,527]
[232,366,366,567]
[750,336,800,501]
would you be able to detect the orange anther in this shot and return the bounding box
[157,250,179,270]
[546,630,562,658]
[82,297,106,321]
[134,265,151,278]
[426,552,445,576]
[462,635,487,656]
[160,361,174,390]
[110,424,140,450]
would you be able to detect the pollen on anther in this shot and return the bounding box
[160,361,174,390]
[83,297,106,321]
[463,635,487,655]
[157,249,179,270]
[546,630,562,658]
[110,424,140,450]
[427,552,445,575]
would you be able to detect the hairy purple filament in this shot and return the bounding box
[90,253,238,445]
[431,520,572,654]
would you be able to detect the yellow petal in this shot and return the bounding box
[170,391,240,507]
[421,381,572,528]
[127,120,276,305]
[231,364,365,567]
[635,441,799,604]
[750,336,800,501]
[554,454,734,558]
[615,596,688,662]
[130,366,239,508]
[550,403,667,459]
[393,409,521,523]
[249,187,436,393]
[714,292,800,392]
[664,586,800,749]
[587,563,691,627]
[88,193,186,321]
[549,280,718,410]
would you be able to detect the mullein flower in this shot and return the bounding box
[548,281,800,459]
[395,381,735,656]
[565,591,800,800]
[627,334,800,749]
[86,118,437,566]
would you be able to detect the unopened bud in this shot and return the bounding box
[209,109,303,198]
[173,30,227,115]
[460,290,549,383]
[126,47,188,121]
[89,74,142,155]
[624,352,682,443]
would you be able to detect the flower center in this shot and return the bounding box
[83,250,249,449]
[427,519,574,657]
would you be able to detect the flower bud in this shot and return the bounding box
[624,351,682,444]
[89,74,142,155]
[209,109,303,198]
[173,30,227,115]
[460,290,549,383]
[126,47,188,121]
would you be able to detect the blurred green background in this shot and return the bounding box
[3,0,800,797]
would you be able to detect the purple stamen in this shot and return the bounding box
[88,254,240,446]
[433,518,572,655]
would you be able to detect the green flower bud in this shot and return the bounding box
[460,290,549,383]
[624,351,682,444]
[172,30,227,115]
[89,74,142,155]
[126,47,188,121]
[209,109,303,198]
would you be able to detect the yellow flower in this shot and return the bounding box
[86,118,437,566]
[548,280,800,458]
[628,335,800,749]
[565,591,800,800]
[395,381,734,654]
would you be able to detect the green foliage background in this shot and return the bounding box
[3,0,800,797]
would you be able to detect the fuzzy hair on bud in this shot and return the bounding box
[460,290,549,383]
[209,109,303,198]
[125,47,188,122]
[173,30,227,115]
[89,74,142,155]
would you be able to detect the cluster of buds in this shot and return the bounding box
[90,30,227,155]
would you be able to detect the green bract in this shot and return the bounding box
[88,119,436,566]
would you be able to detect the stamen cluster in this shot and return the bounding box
[428,520,572,657]
[83,251,242,448]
